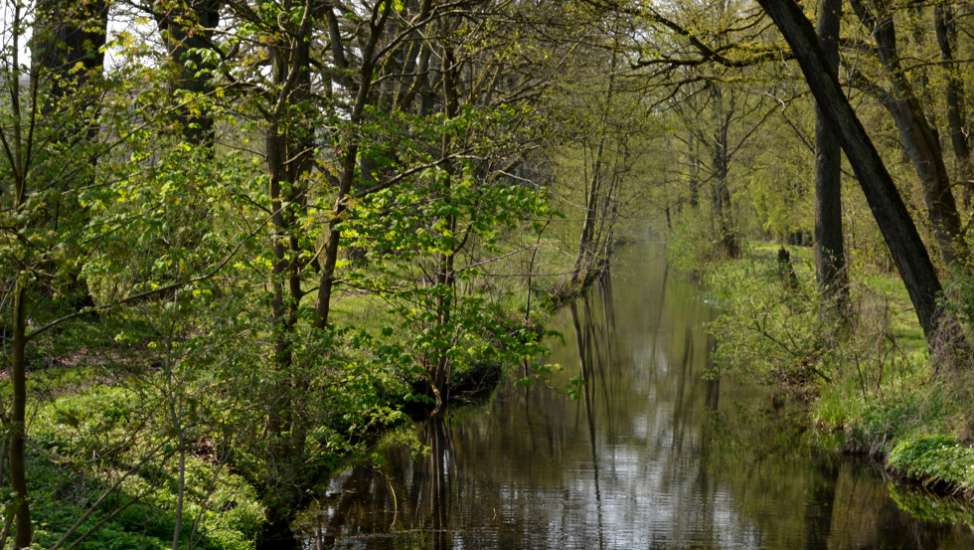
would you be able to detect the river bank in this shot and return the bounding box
[304,237,974,548]
[13,232,582,548]
[686,239,974,517]
[23,233,974,548]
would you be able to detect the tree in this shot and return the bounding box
[342,0,557,417]
[814,0,848,316]
[934,2,973,207]
[1,1,108,544]
[847,0,968,269]
[152,0,223,149]
[756,0,950,348]
[571,18,624,285]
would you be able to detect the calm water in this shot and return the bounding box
[304,239,974,549]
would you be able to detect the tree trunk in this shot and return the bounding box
[688,132,700,208]
[10,280,31,549]
[259,22,314,546]
[934,3,974,207]
[710,84,739,258]
[263,111,299,549]
[430,41,461,416]
[572,37,619,286]
[33,0,107,99]
[778,247,800,290]
[850,0,968,269]
[32,0,108,308]
[315,3,392,329]
[757,0,948,346]
[814,0,849,316]
[885,97,967,268]
[155,0,222,148]
[171,430,186,550]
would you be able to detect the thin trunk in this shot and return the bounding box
[814,0,849,315]
[315,2,394,329]
[906,3,935,112]
[9,280,30,549]
[934,3,974,206]
[394,0,435,111]
[757,0,949,347]
[572,38,619,285]
[171,432,185,550]
[850,0,967,268]
[688,132,700,208]
[166,335,185,550]
[431,40,460,416]
[402,42,434,113]
[593,146,626,262]
[7,9,30,541]
[710,84,739,258]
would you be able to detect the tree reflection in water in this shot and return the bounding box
[302,239,974,550]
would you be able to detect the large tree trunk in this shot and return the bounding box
[154,0,222,148]
[33,0,107,99]
[32,0,108,307]
[262,114,301,550]
[757,0,948,347]
[814,0,849,315]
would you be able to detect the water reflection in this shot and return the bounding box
[305,240,974,549]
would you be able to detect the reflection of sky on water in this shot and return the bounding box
[311,239,974,550]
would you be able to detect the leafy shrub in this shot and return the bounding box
[889,435,974,493]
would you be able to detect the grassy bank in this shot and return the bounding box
[13,231,584,548]
[18,367,264,549]
[684,239,974,509]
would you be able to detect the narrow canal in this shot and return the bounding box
[305,238,974,549]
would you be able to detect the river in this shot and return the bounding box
[302,238,974,549]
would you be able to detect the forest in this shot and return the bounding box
[5,0,974,548]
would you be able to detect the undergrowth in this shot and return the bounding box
[669,225,974,517]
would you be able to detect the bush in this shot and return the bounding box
[889,435,974,494]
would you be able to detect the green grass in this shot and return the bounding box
[860,272,927,351]
[23,383,264,550]
[690,237,974,516]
